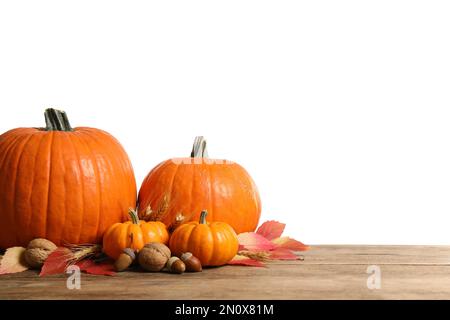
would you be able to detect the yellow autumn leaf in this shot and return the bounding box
[0,247,29,275]
[271,237,309,251]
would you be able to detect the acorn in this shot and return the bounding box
[114,248,136,272]
[165,257,186,274]
[180,252,202,272]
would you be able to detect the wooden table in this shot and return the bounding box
[1,245,450,300]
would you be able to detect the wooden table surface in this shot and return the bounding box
[1,245,450,300]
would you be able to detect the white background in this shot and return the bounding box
[1,1,449,244]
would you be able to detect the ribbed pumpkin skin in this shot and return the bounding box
[103,220,169,260]
[138,158,261,234]
[0,127,137,248]
[169,217,239,266]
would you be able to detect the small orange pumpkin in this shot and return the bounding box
[103,209,169,260]
[169,210,239,266]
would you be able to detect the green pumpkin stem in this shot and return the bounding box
[44,108,73,131]
[190,136,209,158]
[199,210,208,224]
[129,209,140,225]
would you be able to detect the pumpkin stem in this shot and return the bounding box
[190,136,209,158]
[128,208,140,225]
[199,210,208,224]
[44,108,73,131]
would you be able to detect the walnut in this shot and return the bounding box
[24,238,57,269]
[138,243,171,272]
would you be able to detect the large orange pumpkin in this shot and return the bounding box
[138,136,261,234]
[0,108,137,248]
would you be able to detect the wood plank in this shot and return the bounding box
[300,245,450,265]
[1,245,450,300]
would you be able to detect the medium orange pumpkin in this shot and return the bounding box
[0,109,137,248]
[138,136,261,234]
[169,210,239,266]
[102,209,169,260]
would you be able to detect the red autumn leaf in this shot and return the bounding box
[256,220,286,240]
[40,247,72,277]
[272,237,309,251]
[237,232,276,251]
[228,255,265,267]
[268,248,299,260]
[77,259,115,276]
